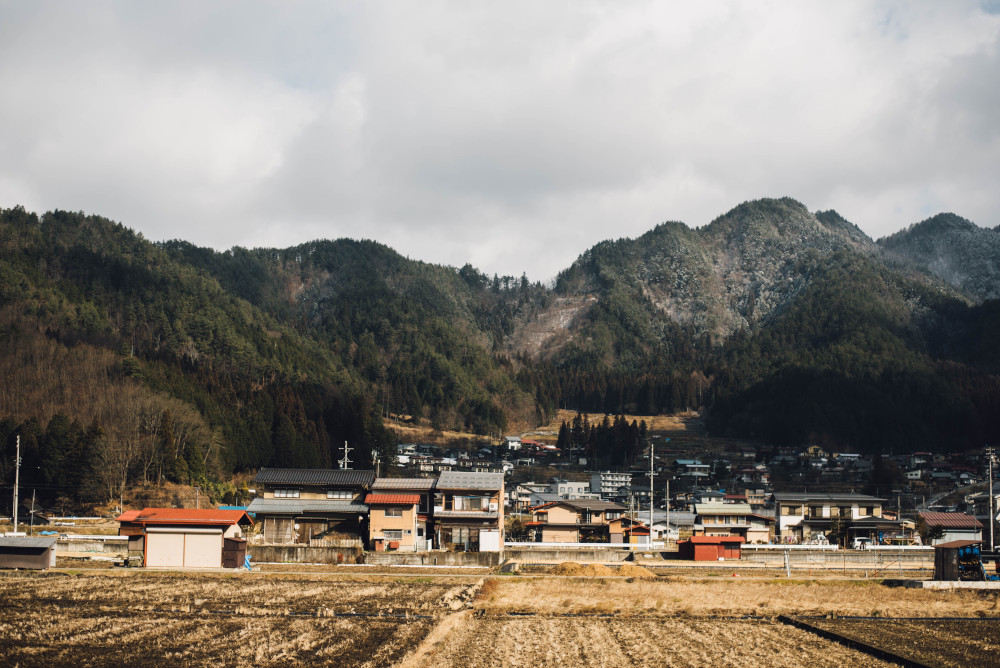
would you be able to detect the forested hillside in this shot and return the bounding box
[1,198,999,511]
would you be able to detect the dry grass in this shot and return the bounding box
[478,577,1000,618]
[409,617,897,668]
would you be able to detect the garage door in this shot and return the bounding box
[145,528,223,567]
[183,532,222,568]
[145,532,185,568]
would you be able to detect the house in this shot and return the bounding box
[694,502,752,540]
[0,536,58,570]
[366,494,421,551]
[548,477,592,499]
[117,508,253,568]
[247,468,375,544]
[370,477,436,550]
[527,499,626,543]
[434,471,504,552]
[773,493,884,544]
[510,482,549,511]
[918,512,983,546]
[590,471,633,500]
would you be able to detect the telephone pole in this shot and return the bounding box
[988,445,996,551]
[648,439,655,549]
[12,435,20,534]
[339,441,353,470]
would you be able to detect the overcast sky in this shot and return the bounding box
[2,2,998,281]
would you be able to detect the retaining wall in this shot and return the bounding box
[56,536,128,557]
[248,545,363,564]
[363,551,502,567]
[506,547,632,563]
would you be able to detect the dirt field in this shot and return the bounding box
[404,615,898,668]
[2,569,998,667]
[800,616,1000,667]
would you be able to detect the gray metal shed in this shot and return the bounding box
[0,536,58,569]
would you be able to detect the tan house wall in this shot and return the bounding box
[369,506,418,549]
[541,527,579,542]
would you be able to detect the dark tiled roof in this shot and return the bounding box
[253,468,375,487]
[555,499,627,512]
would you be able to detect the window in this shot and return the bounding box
[327,490,352,499]
[274,489,299,498]
[384,508,402,517]
[384,530,402,540]
[606,511,622,520]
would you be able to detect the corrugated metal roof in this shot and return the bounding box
[246,498,368,515]
[253,468,376,487]
[372,478,436,490]
[117,508,253,526]
[436,471,503,491]
[434,510,499,519]
[365,494,420,505]
[0,536,58,549]
[918,512,983,529]
[773,492,884,503]
[695,503,752,515]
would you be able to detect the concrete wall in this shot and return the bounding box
[740,548,933,566]
[363,551,502,567]
[249,545,363,564]
[56,536,128,556]
[506,547,632,563]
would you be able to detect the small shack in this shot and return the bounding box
[934,539,987,581]
[0,536,58,569]
[678,535,744,561]
[117,508,253,568]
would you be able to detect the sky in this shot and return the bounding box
[1,2,998,282]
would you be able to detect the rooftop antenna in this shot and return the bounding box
[339,441,353,470]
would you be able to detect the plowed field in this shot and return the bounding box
[2,570,998,667]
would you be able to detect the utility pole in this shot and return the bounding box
[648,439,655,549]
[29,489,36,535]
[988,445,996,551]
[12,435,20,534]
[339,441,353,470]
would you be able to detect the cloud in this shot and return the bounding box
[1,1,998,280]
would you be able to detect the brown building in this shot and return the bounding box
[434,471,504,552]
[527,499,626,543]
[247,468,375,543]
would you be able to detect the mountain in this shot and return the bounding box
[877,213,1000,302]
[1,198,999,511]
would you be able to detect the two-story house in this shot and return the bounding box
[247,468,375,544]
[433,471,504,552]
[526,499,626,543]
[369,477,436,550]
[773,492,884,544]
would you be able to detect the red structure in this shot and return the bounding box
[678,535,744,561]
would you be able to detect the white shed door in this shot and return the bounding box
[184,532,222,568]
[146,533,185,567]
